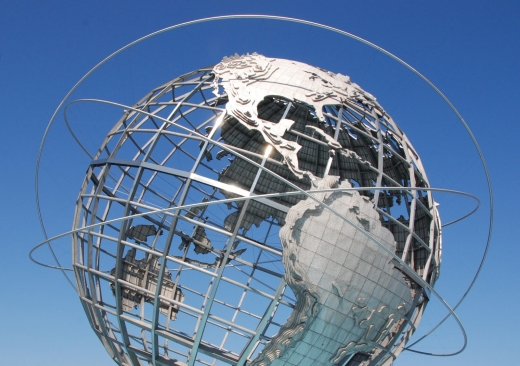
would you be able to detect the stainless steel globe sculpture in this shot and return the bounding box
[72,53,441,366]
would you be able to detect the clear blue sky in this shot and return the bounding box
[1,1,518,365]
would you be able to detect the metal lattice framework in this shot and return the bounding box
[69,58,442,366]
[28,14,495,366]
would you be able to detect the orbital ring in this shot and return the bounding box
[33,92,476,355]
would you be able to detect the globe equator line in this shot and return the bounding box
[31,182,478,268]
[31,183,479,271]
